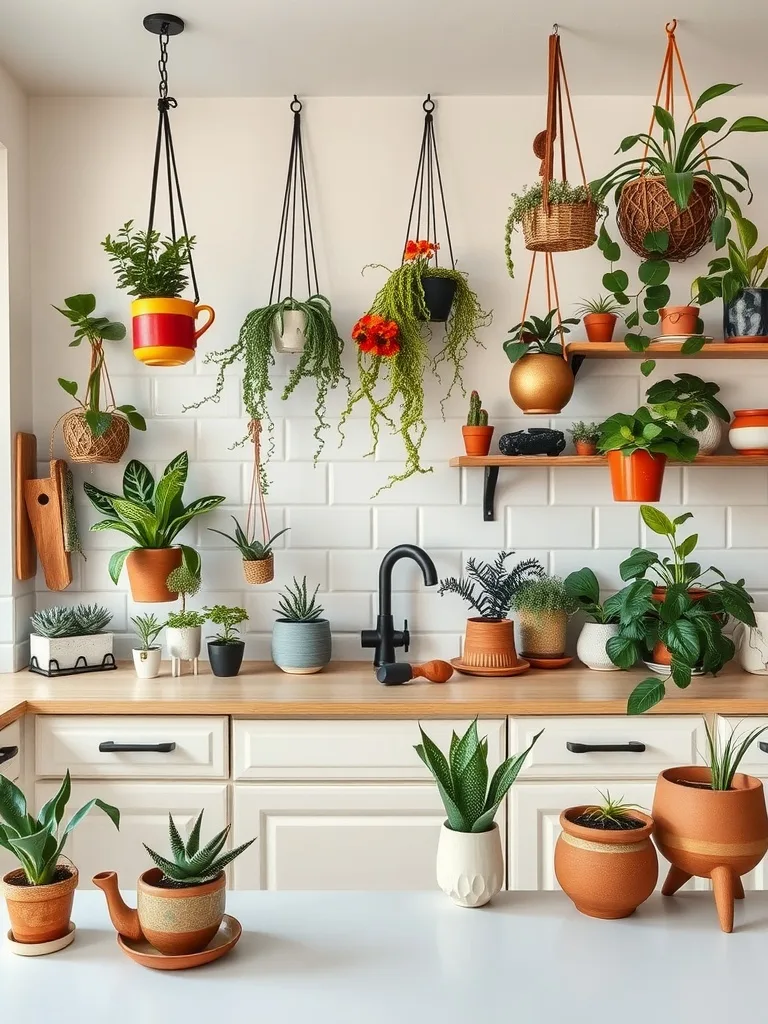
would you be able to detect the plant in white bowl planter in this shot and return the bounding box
[646,373,730,456]
[165,566,205,676]
[131,614,164,679]
[272,576,331,674]
[416,720,542,908]
[29,604,114,675]
[565,568,621,671]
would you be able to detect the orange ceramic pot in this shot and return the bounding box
[508,354,574,415]
[607,450,667,502]
[659,305,700,337]
[729,409,768,456]
[462,425,494,457]
[583,313,617,343]
[574,440,597,456]
[2,864,78,944]
[653,766,768,932]
[462,617,518,670]
[126,547,184,603]
[555,808,657,919]
[132,297,215,367]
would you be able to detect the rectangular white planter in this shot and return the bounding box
[29,632,114,673]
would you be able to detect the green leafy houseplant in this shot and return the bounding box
[438,551,545,621]
[0,771,119,886]
[274,577,324,623]
[646,372,730,436]
[204,605,248,645]
[466,389,489,427]
[208,516,289,563]
[83,453,225,585]
[564,568,620,624]
[703,720,768,791]
[143,811,255,888]
[503,308,579,363]
[165,566,206,629]
[30,604,112,637]
[693,196,768,304]
[102,220,194,298]
[131,613,164,651]
[568,421,601,445]
[597,407,699,462]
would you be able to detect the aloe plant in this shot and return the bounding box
[144,811,255,887]
[274,577,325,623]
[208,516,289,562]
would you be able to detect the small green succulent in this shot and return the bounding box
[274,577,324,622]
[143,811,256,887]
[30,604,112,638]
[208,516,290,561]
[71,603,112,634]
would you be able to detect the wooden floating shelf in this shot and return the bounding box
[567,341,768,361]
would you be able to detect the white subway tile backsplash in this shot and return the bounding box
[685,467,768,506]
[729,507,768,549]
[128,418,197,461]
[463,466,548,507]
[153,376,241,418]
[286,417,371,462]
[421,506,504,549]
[255,461,328,505]
[595,506,640,549]
[331,462,459,505]
[199,419,281,461]
[550,549,625,590]
[508,506,593,549]
[330,550,462,592]
[374,508,419,549]
[288,507,371,549]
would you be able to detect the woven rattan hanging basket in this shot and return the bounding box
[243,554,274,586]
[61,411,130,465]
[522,201,597,253]
[617,175,717,262]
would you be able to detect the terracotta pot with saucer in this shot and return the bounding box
[452,617,529,677]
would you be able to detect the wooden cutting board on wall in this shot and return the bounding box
[16,432,72,590]
[14,432,37,580]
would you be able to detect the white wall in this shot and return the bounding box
[28,95,768,662]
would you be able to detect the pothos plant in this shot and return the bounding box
[503,308,579,363]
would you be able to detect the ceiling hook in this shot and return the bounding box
[552,23,559,35]
[666,19,677,35]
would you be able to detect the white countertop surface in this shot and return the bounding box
[2,890,765,1022]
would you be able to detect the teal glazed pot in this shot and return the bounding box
[272,619,332,674]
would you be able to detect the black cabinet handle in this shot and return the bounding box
[758,742,768,754]
[567,741,646,754]
[99,741,176,753]
[0,745,18,765]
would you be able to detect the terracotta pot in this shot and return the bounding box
[607,449,667,502]
[131,297,215,367]
[574,440,597,456]
[2,864,78,944]
[125,548,184,603]
[583,313,617,343]
[518,609,568,658]
[555,808,657,919]
[462,617,518,670]
[659,305,700,337]
[508,354,574,415]
[653,766,768,932]
[729,409,768,456]
[462,425,494,457]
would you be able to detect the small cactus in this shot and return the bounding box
[467,390,482,426]
[478,408,489,427]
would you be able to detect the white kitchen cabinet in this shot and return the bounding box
[35,780,228,889]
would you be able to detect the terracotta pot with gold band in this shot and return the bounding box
[132,297,215,367]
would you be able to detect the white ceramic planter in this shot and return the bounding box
[272,310,307,354]
[435,822,504,908]
[736,613,768,674]
[132,647,162,679]
[30,632,113,673]
[576,622,620,671]
[166,626,202,662]
[681,415,723,455]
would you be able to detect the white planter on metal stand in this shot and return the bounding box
[166,626,202,677]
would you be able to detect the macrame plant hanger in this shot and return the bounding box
[243,420,276,585]
[403,95,455,272]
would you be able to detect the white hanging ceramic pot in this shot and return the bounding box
[576,622,620,671]
[680,415,723,455]
[435,822,504,908]
[273,309,307,354]
[133,647,161,679]
[166,626,202,662]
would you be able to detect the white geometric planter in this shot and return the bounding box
[30,632,113,674]
[681,415,723,455]
[435,822,503,908]
[576,622,620,672]
[272,310,307,354]
[132,647,162,679]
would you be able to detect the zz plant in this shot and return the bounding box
[144,811,255,888]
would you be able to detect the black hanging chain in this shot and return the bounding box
[144,22,199,303]
[402,95,455,269]
[269,96,320,304]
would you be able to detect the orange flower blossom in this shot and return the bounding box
[403,239,439,261]
[351,314,401,358]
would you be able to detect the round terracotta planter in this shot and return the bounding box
[2,864,78,944]
[583,313,617,343]
[518,609,568,658]
[462,425,494,457]
[555,808,658,919]
[653,766,768,932]
[729,409,768,456]
[508,354,574,415]
[132,297,215,367]
[574,440,597,456]
[607,450,667,502]
[462,617,519,670]
[125,547,184,603]
[659,305,700,337]
[139,868,225,955]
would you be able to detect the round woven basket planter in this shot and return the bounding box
[62,411,129,464]
[243,555,274,585]
[522,202,597,253]
[617,176,716,261]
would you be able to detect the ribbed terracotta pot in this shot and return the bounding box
[555,808,658,919]
[583,313,617,343]
[2,864,78,944]
[508,354,574,415]
[653,766,768,932]
[461,617,518,670]
[137,868,226,955]
[518,609,568,658]
[125,548,184,603]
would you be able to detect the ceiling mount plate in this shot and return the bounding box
[143,13,185,35]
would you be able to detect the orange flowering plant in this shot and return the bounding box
[351,314,401,358]
[404,239,439,261]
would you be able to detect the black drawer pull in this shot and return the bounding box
[758,742,768,754]
[567,741,646,754]
[99,741,176,753]
[0,745,19,765]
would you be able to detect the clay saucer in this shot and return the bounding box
[450,657,530,678]
[6,922,75,957]
[117,914,241,971]
[523,654,573,670]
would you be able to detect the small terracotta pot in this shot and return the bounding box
[729,409,768,456]
[659,305,700,337]
[462,425,494,457]
[653,766,768,932]
[555,808,657,919]
[518,609,568,658]
[125,548,184,603]
[2,864,78,944]
[462,617,518,670]
[583,313,617,343]
[138,868,226,955]
[508,354,574,415]
[607,449,667,502]
[574,440,597,456]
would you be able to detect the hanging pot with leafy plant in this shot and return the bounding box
[504,308,578,414]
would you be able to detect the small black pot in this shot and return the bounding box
[724,287,768,339]
[207,640,245,677]
[421,276,457,322]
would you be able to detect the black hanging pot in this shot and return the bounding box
[724,288,768,341]
[420,276,457,323]
[207,640,245,677]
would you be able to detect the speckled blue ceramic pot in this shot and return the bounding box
[271,619,332,674]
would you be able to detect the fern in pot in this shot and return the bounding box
[271,577,331,674]
[165,566,206,674]
[29,604,114,676]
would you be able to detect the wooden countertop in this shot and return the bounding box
[1,661,768,728]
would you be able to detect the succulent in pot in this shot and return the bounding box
[272,576,331,674]
[573,295,621,343]
[417,719,541,907]
[597,406,698,501]
[1,771,120,950]
[567,420,601,456]
[165,566,206,675]
[204,604,248,677]
[564,568,621,671]
[131,613,164,679]
[645,372,730,455]
[93,810,256,956]
[503,308,578,414]
[512,575,575,659]
[29,603,114,676]
[462,389,494,456]
[208,515,290,585]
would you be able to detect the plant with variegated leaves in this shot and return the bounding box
[143,811,256,888]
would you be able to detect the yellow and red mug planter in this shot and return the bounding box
[131,297,215,367]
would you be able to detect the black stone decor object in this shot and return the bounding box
[498,428,566,457]
[207,640,245,678]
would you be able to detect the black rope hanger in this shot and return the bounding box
[402,95,455,269]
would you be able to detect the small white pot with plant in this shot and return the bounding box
[131,613,164,679]
[271,576,332,674]
[165,565,206,674]
[29,604,114,674]
[646,372,730,456]
[208,515,290,586]
[565,568,621,671]
[272,305,308,354]
[417,720,541,907]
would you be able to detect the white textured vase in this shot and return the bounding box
[272,310,307,353]
[132,647,161,679]
[166,626,202,662]
[436,822,503,908]
[681,415,723,455]
[736,613,768,675]
[576,622,620,671]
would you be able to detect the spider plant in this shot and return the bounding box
[580,791,644,829]
[573,295,622,317]
[703,720,768,791]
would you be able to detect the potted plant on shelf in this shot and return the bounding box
[573,295,621,343]
[83,453,225,603]
[564,568,621,671]
[102,220,215,367]
[204,605,248,677]
[503,308,579,414]
[646,372,730,455]
[1,771,119,953]
[653,721,768,932]
[504,181,603,278]
[272,576,332,674]
[165,566,206,676]
[28,604,114,676]
[54,293,146,464]
[416,719,542,907]
[93,810,255,957]
[438,551,545,675]
[208,515,290,585]
[597,406,698,501]
[555,790,658,920]
[568,421,601,456]
[512,575,575,664]
[462,390,494,456]
[607,506,756,713]
[131,613,164,679]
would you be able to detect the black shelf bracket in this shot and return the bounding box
[483,466,499,522]
[570,353,586,377]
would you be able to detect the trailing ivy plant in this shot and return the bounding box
[102,220,194,298]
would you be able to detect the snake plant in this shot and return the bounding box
[144,811,256,887]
